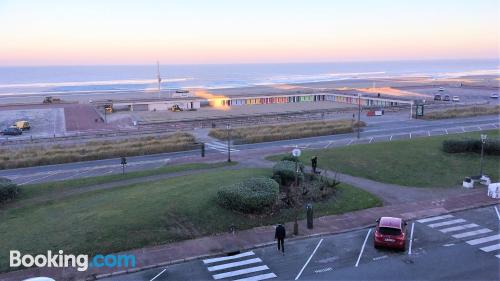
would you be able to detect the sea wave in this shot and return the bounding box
[0,78,193,88]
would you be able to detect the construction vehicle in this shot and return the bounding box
[43,96,62,104]
[170,104,183,112]
[13,120,30,130]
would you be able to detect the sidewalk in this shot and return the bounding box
[2,186,498,281]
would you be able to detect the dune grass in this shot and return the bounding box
[268,130,500,187]
[0,168,381,272]
[422,105,500,120]
[0,133,198,169]
[209,120,366,144]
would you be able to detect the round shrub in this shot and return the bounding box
[273,160,304,186]
[217,177,279,213]
[281,154,301,163]
[0,177,20,203]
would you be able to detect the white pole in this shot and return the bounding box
[157,61,161,99]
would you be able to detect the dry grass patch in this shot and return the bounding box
[0,133,197,169]
[423,105,500,120]
[209,120,365,144]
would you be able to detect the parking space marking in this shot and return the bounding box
[347,139,353,145]
[409,223,415,255]
[369,137,373,143]
[495,206,500,221]
[324,141,333,148]
[452,228,492,239]
[427,131,431,137]
[207,258,262,272]
[466,234,500,246]
[355,229,371,267]
[461,127,465,133]
[480,244,500,253]
[445,129,448,135]
[149,269,166,281]
[440,223,479,233]
[428,219,466,228]
[295,238,323,280]
[417,214,454,223]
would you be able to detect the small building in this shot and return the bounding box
[92,97,201,112]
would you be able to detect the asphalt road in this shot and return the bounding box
[100,205,500,281]
[1,115,498,185]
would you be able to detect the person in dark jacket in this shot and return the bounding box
[275,224,286,255]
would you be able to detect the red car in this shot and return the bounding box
[374,217,407,250]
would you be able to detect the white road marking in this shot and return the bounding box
[428,219,466,228]
[461,127,465,132]
[417,214,454,223]
[478,126,482,130]
[149,269,167,281]
[355,229,371,267]
[409,133,412,139]
[369,137,374,143]
[373,255,388,261]
[324,141,333,148]
[203,251,255,264]
[466,234,500,246]
[59,168,93,181]
[445,129,448,134]
[452,228,492,239]
[443,243,455,247]
[389,135,393,141]
[233,273,277,281]
[295,238,323,280]
[409,223,415,255]
[440,223,479,233]
[18,171,58,185]
[314,267,333,273]
[480,243,500,252]
[494,206,500,221]
[427,131,431,137]
[213,265,269,280]
[347,139,354,145]
[207,258,262,272]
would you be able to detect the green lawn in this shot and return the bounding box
[0,168,380,272]
[20,161,237,200]
[268,130,500,187]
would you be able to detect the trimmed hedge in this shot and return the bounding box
[442,139,500,155]
[273,160,304,186]
[217,177,279,213]
[0,177,20,203]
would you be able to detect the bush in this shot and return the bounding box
[217,177,279,213]
[443,139,500,155]
[273,160,304,186]
[0,177,20,203]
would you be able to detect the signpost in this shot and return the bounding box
[121,157,127,175]
[292,147,301,187]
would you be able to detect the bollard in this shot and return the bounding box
[306,203,313,229]
[201,143,205,157]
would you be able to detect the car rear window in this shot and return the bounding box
[378,227,401,235]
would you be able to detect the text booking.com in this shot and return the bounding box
[10,250,136,272]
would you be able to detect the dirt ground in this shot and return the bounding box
[0,107,65,138]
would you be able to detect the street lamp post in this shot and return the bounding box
[357,93,361,139]
[480,134,487,177]
[292,147,301,187]
[227,123,231,162]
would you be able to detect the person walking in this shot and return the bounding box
[275,224,286,255]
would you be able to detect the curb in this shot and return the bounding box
[93,199,498,280]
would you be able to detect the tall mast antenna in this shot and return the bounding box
[157,61,162,99]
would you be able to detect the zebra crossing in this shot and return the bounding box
[202,251,277,281]
[417,214,500,258]
[206,141,240,154]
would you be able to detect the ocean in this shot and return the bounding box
[0,59,498,96]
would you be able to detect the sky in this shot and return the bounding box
[0,0,498,65]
